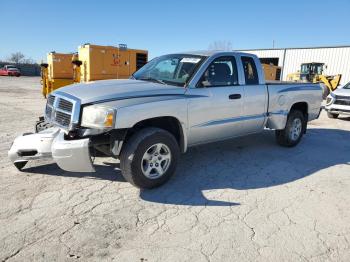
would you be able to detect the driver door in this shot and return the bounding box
[186,55,245,145]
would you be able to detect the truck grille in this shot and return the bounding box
[334,100,350,106]
[55,111,71,126]
[45,104,53,116]
[334,95,350,106]
[58,99,73,112]
[48,95,55,105]
[45,94,79,130]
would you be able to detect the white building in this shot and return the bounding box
[238,46,350,85]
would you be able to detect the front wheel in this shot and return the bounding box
[275,110,305,147]
[120,127,180,189]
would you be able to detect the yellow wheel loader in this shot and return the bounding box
[287,62,341,99]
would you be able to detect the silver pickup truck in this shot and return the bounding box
[9,51,322,188]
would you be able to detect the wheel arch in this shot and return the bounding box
[267,101,309,131]
[290,101,308,117]
[126,116,187,153]
[289,101,308,133]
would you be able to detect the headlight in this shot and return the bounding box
[326,96,332,105]
[81,105,115,129]
[326,93,335,105]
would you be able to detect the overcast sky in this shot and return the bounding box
[1,0,350,62]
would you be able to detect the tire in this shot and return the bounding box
[14,161,28,171]
[327,112,339,119]
[275,110,305,147]
[120,127,180,189]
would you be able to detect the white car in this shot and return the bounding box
[325,82,350,118]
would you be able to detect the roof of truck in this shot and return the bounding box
[173,50,253,57]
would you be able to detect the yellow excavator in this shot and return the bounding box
[287,62,342,98]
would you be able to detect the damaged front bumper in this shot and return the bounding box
[8,128,95,172]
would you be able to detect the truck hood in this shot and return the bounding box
[55,79,186,104]
[333,87,350,97]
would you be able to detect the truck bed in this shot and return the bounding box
[266,81,322,130]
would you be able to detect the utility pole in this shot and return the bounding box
[272,40,275,49]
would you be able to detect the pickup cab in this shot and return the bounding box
[0,65,21,77]
[9,51,323,188]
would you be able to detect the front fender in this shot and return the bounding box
[115,98,189,152]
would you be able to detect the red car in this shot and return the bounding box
[0,65,21,77]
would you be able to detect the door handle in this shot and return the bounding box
[229,94,241,100]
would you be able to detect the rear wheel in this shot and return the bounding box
[276,110,305,147]
[120,127,180,189]
[327,112,339,119]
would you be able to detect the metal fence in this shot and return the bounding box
[0,62,40,76]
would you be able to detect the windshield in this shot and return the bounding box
[6,65,16,69]
[132,54,206,87]
[310,64,323,74]
[301,63,323,75]
[300,64,310,74]
[343,81,350,89]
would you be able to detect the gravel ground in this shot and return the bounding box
[0,77,350,262]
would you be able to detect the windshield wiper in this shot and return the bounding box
[138,77,167,85]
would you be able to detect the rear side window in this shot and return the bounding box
[241,56,259,85]
[198,56,238,87]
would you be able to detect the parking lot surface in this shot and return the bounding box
[0,77,350,261]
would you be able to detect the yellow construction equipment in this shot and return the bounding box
[287,62,342,98]
[78,44,148,82]
[41,52,75,97]
[41,44,148,97]
[262,63,282,81]
[71,53,82,83]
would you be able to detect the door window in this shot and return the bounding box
[198,56,238,87]
[241,56,259,85]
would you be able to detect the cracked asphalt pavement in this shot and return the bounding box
[0,77,350,261]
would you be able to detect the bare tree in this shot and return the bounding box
[22,58,35,64]
[208,41,233,51]
[8,52,25,63]
[6,52,35,64]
